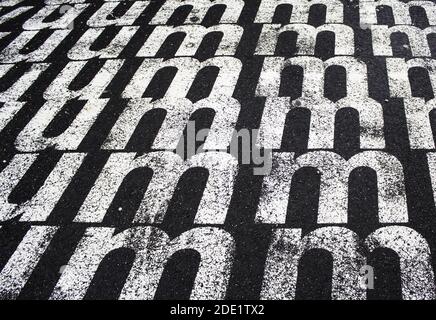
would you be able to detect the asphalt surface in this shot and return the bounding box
[0,0,435,300]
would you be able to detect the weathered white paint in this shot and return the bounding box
[87,1,150,27]
[403,98,436,149]
[0,30,70,63]
[360,0,436,26]
[255,23,354,56]
[0,6,33,26]
[0,101,26,133]
[138,24,243,57]
[150,0,244,25]
[262,225,436,300]
[50,226,234,300]
[0,0,25,6]
[75,151,238,224]
[256,96,385,149]
[103,96,240,150]
[365,226,436,300]
[0,153,85,222]
[386,58,436,97]
[68,27,138,60]
[0,226,58,299]
[15,99,108,152]
[261,227,365,300]
[256,56,369,99]
[371,25,431,57]
[44,60,123,100]
[23,4,89,30]
[123,57,241,99]
[0,63,49,102]
[255,0,343,24]
[255,151,408,224]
